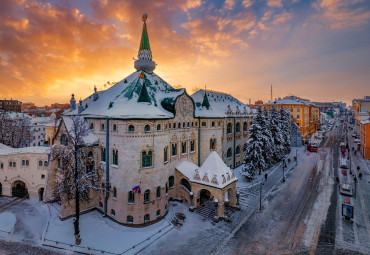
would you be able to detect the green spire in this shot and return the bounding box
[139,22,151,51]
[202,91,210,110]
[137,80,151,103]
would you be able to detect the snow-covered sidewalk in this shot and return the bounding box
[43,204,174,255]
[0,212,16,237]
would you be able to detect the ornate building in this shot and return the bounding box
[44,15,253,226]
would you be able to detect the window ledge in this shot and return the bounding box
[144,201,150,204]
[111,164,118,168]
[100,161,106,165]
[169,187,174,190]
[128,202,135,205]
[190,151,195,154]
[181,153,187,155]
[113,198,116,201]
[171,155,177,157]
[157,197,161,200]
[164,161,168,165]
[141,166,153,170]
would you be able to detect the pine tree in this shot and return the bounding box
[262,108,275,166]
[279,108,292,154]
[242,107,267,177]
[270,105,285,161]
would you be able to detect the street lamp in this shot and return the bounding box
[259,180,264,210]
[282,161,286,183]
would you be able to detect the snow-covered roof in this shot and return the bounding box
[265,98,305,105]
[30,117,58,127]
[176,151,237,189]
[191,90,252,118]
[62,116,98,146]
[64,71,185,119]
[0,143,50,156]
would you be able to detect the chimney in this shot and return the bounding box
[70,94,76,111]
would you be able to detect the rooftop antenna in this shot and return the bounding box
[270,84,272,102]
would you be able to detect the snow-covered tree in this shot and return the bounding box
[279,108,292,154]
[262,107,275,166]
[51,116,102,245]
[0,111,32,148]
[270,105,285,161]
[242,107,267,177]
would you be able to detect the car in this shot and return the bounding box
[352,133,357,138]
[340,158,349,169]
[340,184,353,196]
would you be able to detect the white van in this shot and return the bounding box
[340,184,353,196]
[340,158,349,169]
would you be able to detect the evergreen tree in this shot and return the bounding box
[262,107,275,166]
[279,108,292,154]
[242,107,267,177]
[270,105,285,161]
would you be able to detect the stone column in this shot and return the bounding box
[217,200,224,219]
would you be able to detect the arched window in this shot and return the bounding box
[157,124,161,131]
[178,123,181,128]
[180,178,191,192]
[128,191,135,204]
[88,151,93,158]
[187,122,190,127]
[202,121,206,127]
[113,124,117,132]
[44,161,48,167]
[169,176,174,189]
[227,123,232,134]
[236,122,240,133]
[181,142,187,154]
[165,182,168,194]
[156,186,161,198]
[127,215,134,223]
[243,121,248,132]
[156,210,161,218]
[22,160,25,166]
[164,147,168,163]
[26,160,29,166]
[144,124,151,132]
[243,143,247,152]
[90,123,94,129]
[128,125,135,133]
[101,147,106,162]
[144,214,150,223]
[113,187,117,199]
[111,209,115,216]
[236,146,240,155]
[142,151,153,168]
[61,134,68,146]
[210,139,216,150]
[112,150,118,165]
[101,123,105,131]
[212,121,215,127]
[144,190,150,203]
[183,122,185,128]
[227,148,232,158]
[169,123,172,129]
[172,143,177,156]
[39,160,43,167]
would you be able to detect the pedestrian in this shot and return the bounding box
[357,166,360,171]
[359,173,362,179]
[336,177,340,183]
[264,173,268,181]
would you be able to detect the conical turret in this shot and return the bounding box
[202,91,210,110]
[134,14,156,73]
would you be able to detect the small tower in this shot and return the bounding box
[201,91,210,110]
[78,99,84,113]
[70,94,76,111]
[93,85,99,101]
[134,14,156,73]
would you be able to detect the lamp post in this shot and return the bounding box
[236,191,240,210]
[353,176,357,198]
[282,161,286,183]
[259,180,264,210]
[296,148,298,166]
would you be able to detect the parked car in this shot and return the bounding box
[352,133,357,138]
[340,183,353,196]
[340,158,349,169]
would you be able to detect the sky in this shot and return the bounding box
[0,0,369,106]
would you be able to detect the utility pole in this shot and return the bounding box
[296,148,298,166]
[270,84,272,102]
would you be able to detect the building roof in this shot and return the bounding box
[176,151,237,189]
[191,90,252,118]
[62,116,98,146]
[139,21,151,51]
[0,143,50,156]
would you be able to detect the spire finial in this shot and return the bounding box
[142,13,147,23]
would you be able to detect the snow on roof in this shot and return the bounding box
[265,98,305,105]
[65,71,185,119]
[0,143,50,156]
[62,116,98,146]
[176,151,237,189]
[191,90,252,118]
[30,116,58,127]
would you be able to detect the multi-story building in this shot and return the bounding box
[0,99,22,112]
[359,119,370,159]
[44,15,247,226]
[0,143,49,199]
[352,96,370,129]
[263,96,321,143]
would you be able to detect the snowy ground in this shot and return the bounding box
[0,212,16,236]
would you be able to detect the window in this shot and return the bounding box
[181,142,187,154]
[183,122,185,128]
[113,187,117,199]
[22,160,25,166]
[128,191,135,204]
[127,215,134,224]
[236,122,240,133]
[297,108,300,112]
[39,160,43,167]
[164,147,168,163]
[41,175,45,179]
[111,209,115,217]
[202,121,206,127]
[142,151,153,168]
[144,214,150,223]
[156,210,161,218]
[112,150,118,165]
[243,122,247,132]
[101,123,105,131]
[144,190,150,203]
[128,125,135,133]
[172,143,177,156]
[101,147,106,162]
[210,139,216,150]
[144,124,151,132]
[212,121,215,127]
[88,151,93,158]
[113,124,117,132]
[9,162,12,167]
[61,134,68,146]
[187,122,190,128]
[190,140,195,152]
[166,182,168,194]
[290,108,293,112]
[227,148,232,159]
[99,202,103,208]
[180,178,191,192]
[169,176,174,189]
[0,163,3,169]
[44,161,48,167]
[90,123,94,129]
[178,123,181,128]
[157,124,161,131]
[297,115,300,119]
[236,146,240,155]
[169,123,171,129]
[243,143,247,152]
[227,123,232,134]
[156,186,161,199]
[26,160,29,166]
[195,122,198,127]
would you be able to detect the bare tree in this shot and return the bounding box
[0,112,32,148]
[51,116,102,245]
